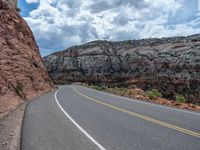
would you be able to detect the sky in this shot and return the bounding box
[18,0,200,56]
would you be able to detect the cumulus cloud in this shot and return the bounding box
[26,0,40,3]
[23,0,200,56]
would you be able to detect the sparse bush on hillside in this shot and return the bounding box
[27,74,34,81]
[90,85,105,91]
[14,82,24,97]
[146,89,161,100]
[176,95,186,103]
[16,7,21,12]
[128,90,132,96]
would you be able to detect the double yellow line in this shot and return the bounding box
[72,87,200,138]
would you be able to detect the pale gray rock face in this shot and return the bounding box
[44,34,200,102]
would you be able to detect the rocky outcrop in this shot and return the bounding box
[0,0,54,117]
[44,34,200,103]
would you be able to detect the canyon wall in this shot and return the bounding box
[0,0,54,117]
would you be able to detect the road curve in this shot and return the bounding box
[21,85,200,150]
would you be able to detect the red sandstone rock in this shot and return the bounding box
[0,0,54,117]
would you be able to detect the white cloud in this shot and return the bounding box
[26,0,40,3]
[23,0,200,56]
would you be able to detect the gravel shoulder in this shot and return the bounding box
[0,102,28,150]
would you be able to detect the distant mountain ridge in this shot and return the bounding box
[44,34,200,102]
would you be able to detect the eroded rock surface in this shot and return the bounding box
[0,0,54,117]
[44,35,200,102]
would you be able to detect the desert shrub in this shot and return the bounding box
[176,95,186,103]
[27,74,34,81]
[14,82,24,97]
[95,86,103,90]
[128,90,132,96]
[147,91,157,100]
[91,85,105,91]
[146,89,161,100]
[16,7,21,12]
[32,61,40,68]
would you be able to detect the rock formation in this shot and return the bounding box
[44,34,200,103]
[0,0,54,117]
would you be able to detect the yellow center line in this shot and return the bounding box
[72,87,200,138]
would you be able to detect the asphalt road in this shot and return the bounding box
[21,85,200,150]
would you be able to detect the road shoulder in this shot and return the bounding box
[0,102,28,150]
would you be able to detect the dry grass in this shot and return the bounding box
[105,87,148,100]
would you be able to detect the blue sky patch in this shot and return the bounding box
[18,0,39,17]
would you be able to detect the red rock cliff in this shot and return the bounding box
[0,0,54,117]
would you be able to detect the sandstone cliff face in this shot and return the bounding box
[0,0,54,117]
[44,35,200,103]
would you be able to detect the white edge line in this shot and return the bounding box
[78,85,200,116]
[55,87,106,150]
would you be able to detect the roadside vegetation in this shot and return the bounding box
[146,89,162,100]
[82,83,200,112]
[176,95,186,103]
[13,82,25,98]
[89,85,106,91]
